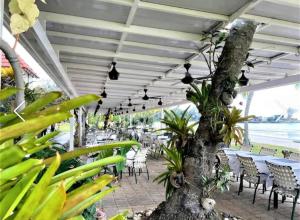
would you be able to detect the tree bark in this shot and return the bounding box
[149,20,257,220]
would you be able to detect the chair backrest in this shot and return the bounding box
[237,155,258,177]
[288,152,300,161]
[259,147,276,156]
[266,161,298,190]
[216,150,229,167]
[126,150,136,160]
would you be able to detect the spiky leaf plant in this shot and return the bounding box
[153,145,183,199]
[159,106,197,148]
[0,88,139,220]
[220,106,255,145]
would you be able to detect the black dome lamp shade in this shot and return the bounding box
[101,88,107,98]
[126,110,128,114]
[128,98,132,107]
[238,70,249,87]
[181,63,194,84]
[158,98,162,106]
[114,107,117,113]
[142,89,149,100]
[142,104,146,110]
[119,104,123,111]
[133,107,136,112]
[108,62,119,80]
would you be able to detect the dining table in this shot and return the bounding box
[223,148,300,188]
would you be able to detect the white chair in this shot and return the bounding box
[126,148,149,183]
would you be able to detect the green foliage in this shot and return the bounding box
[0,87,139,220]
[201,165,231,198]
[154,145,183,199]
[159,106,197,148]
[186,82,221,116]
[220,107,255,145]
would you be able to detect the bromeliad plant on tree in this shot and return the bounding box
[0,88,139,220]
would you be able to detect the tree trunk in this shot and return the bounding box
[149,20,257,220]
[243,91,254,146]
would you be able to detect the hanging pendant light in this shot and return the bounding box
[142,104,146,110]
[119,104,123,110]
[128,98,132,107]
[108,62,120,80]
[158,98,162,106]
[126,110,129,114]
[114,107,117,113]
[133,107,136,112]
[238,70,249,86]
[101,87,107,98]
[99,99,103,105]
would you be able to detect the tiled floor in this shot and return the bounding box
[100,158,300,220]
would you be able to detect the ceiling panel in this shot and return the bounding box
[38,0,130,23]
[132,8,217,34]
[49,36,117,51]
[249,1,300,23]
[121,45,191,59]
[259,25,300,40]
[47,23,122,40]
[126,33,202,49]
[143,0,249,15]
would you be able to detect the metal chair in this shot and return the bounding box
[237,155,267,204]
[266,161,299,220]
[259,147,276,156]
[216,149,231,178]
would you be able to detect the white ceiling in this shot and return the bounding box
[4,0,300,113]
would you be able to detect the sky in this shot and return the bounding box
[233,84,300,119]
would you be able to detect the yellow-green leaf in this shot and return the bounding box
[50,156,124,184]
[61,187,117,220]
[33,182,66,220]
[0,112,71,143]
[14,153,61,220]
[0,166,42,219]
[0,159,43,185]
[0,87,20,100]
[64,174,114,212]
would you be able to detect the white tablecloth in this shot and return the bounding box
[223,149,300,187]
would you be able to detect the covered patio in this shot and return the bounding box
[1,0,300,220]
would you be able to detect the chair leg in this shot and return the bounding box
[262,182,266,194]
[133,168,137,184]
[291,190,299,220]
[146,164,149,180]
[238,173,244,195]
[268,186,274,210]
[253,183,259,204]
[128,167,131,176]
[282,195,286,203]
[274,192,278,209]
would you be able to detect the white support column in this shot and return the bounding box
[78,108,83,147]
[69,111,75,151]
[130,114,132,127]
